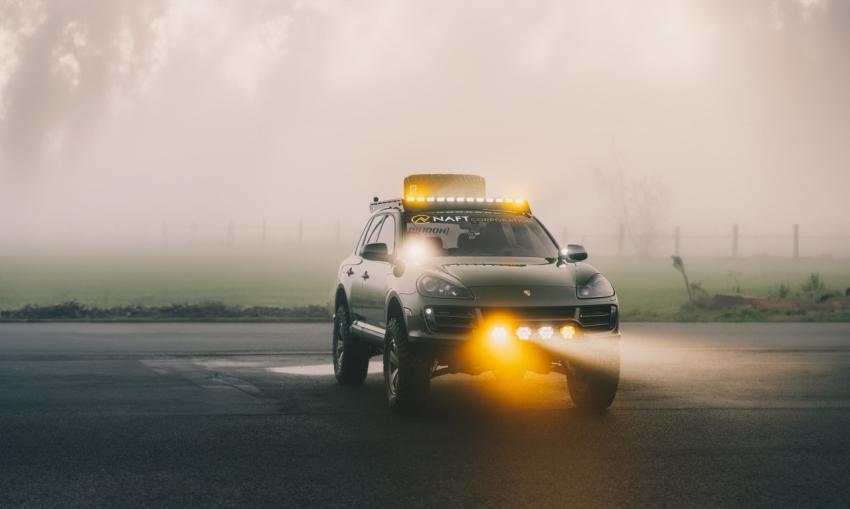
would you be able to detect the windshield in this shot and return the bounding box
[403,211,558,258]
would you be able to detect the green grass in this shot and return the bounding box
[0,301,331,322]
[0,247,344,309]
[1,247,848,321]
[593,257,850,320]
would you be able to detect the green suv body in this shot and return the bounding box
[332,181,620,412]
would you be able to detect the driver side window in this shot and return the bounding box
[360,216,386,251]
[376,215,396,255]
[355,217,376,254]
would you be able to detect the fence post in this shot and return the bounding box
[793,224,799,259]
[618,224,625,257]
[732,224,739,258]
[674,225,680,256]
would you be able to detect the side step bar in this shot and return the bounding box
[350,321,386,347]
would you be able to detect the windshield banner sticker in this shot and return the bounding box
[407,215,531,225]
[406,225,452,236]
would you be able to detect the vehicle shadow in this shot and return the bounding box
[266,367,618,424]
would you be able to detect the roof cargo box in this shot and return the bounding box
[403,174,485,199]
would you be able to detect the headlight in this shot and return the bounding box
[577,273,615,299]
[417,275,473,299]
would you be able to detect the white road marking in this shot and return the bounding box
[268,361,383,376]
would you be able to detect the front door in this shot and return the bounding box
[360,213,398,328]
[349,215,382,323]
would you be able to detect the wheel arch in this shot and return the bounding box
[334,284,350,316]
[385,291,406,330]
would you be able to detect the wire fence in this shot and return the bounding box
[558,224,850,258]
[92,220,850,258]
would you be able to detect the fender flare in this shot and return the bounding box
[334,284,351,318]
[384,289,407,330]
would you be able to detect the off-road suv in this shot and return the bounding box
[331,174,620,412]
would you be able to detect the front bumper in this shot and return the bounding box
[408,328,621,343]
[405,301,619,345]
[409,323,620,376]
[407,326,619,382]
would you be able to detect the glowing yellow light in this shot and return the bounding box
[516,326,533,340]
[538,326,554,340]
[403,193,528,208]
[560,325,576,339]
[490,326,509,345]
[402,238,433,262]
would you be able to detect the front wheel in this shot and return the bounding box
[384,316,431,412]
[333,305,369,386]
[565,343,620,410]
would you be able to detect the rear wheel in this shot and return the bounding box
[333,304,369,386]
[566,343,620,410]
[384,316,431,412]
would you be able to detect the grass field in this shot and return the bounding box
[1,247,849,321]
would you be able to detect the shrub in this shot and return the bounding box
[801,273,827,302]
[689,281,711,308]
[0,301,332,322]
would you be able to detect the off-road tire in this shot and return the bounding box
[384,316,431,412]
[566,343,620,410]
[333,305,369,386]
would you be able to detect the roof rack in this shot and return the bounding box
[368,196,531,214]
[369,198,403,213]
[403,196,530,214]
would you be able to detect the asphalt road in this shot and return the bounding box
[1,323,849,508]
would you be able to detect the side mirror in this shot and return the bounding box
[559,244,588,263]
[393,259,406,278]
[361,242,390,262]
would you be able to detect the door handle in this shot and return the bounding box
[361,271,370,280]
[345,267,354,277]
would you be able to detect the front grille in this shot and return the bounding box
[430,306,477,333]
[579,305,617,332]
[480,307,577,322]
[428,305,617,335]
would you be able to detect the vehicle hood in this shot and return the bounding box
[435,257,577,288]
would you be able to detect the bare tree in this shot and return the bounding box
[592,144,666,257]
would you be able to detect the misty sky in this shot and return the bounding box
[0,0,848,246]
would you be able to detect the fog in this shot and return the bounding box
[1,0,848,252]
